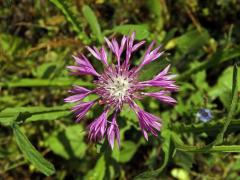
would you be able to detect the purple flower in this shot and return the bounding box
[65,32,178,148]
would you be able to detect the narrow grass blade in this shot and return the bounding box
[12,123,55,176]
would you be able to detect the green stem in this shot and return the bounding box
[175,143,240,153]
[172,132,240,153]
[4,160,27,172]
[214,63,238,144]
[171,119,239,133]
[0,78,93,87]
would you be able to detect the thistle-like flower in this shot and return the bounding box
[65,33,178,149]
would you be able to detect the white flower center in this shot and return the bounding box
[106,76,130,101]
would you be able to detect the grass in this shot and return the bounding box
[0,0,239,179]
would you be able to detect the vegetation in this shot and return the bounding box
[0,0,239,179]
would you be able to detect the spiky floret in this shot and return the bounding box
[65,32,178,149]
[94,65,142,109]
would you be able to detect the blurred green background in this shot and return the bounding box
[0,0,240,179]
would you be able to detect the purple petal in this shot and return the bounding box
[86,46,101,60]
[125,32,138,65]
[69,55,100,76]
[154,65,171,79]
[144,91,177,105]
[67,65,99,76]
[69,85,91,94]
[129,32,135,47]
[145,40,155,55]
[65,86,93,102]
[107,113,120,149]
[88,109,108,141]
[130,102,161,140]
[120,36,127,53]
[104,37,114,52]
[72,55,89,66]
[72,101,95,122]
[100,47,108,65]
[140,80,179,91]
[105,36,126,67]
[138,64,179,91]
[64,93,90,102]
[112,39,119,53]
[140,45,164,67]
[132,40,145,51]
[133,41,161,73]
[87,46,108,66]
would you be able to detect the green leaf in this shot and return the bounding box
[166,29,210,53]
[214,63,239,145]
[34,62,57,79]
[0,34,24,57]
[0,112,32,126]
[0,147,10,158]
[120,105,137,122]
[146,0,162,17]
[112,141,138,163]
[0,105,71,114]
[157,129,173,171]
[146,0,165,31]
[0,113,20,126]
[162,28,177,45]
[85,155,106,180]
[109,24,150,40]
[190,65,209,91]
[0,77,93,87]
[0,105,71,125]
[26,110,70,122]
[209,66,240,109]
[46,125,87,159]
[173,151,194,171]
[172,121,240,153]
[173,132,240,153]
[82,5,103,43]
[49,0,89,42]
[134,129,172,179]
[178,47,240,80]
[12,123,55,176]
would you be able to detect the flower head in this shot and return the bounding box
[65,32,178,149]
[196,108,213,122]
